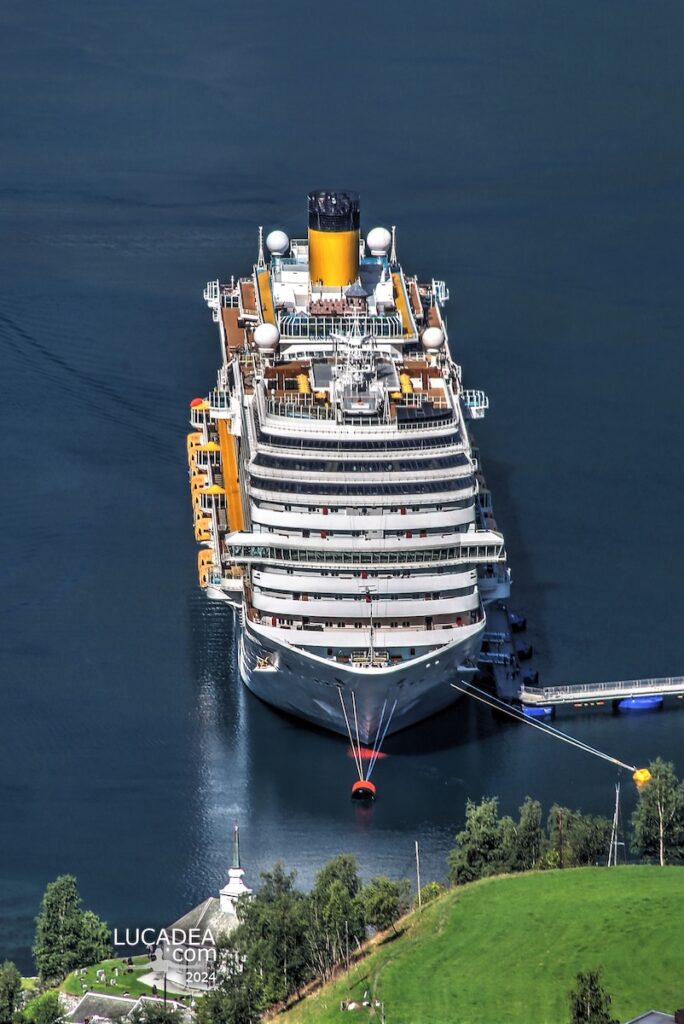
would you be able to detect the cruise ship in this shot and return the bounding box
[187,191,510,743]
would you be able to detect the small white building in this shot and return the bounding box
[148,825,252,994]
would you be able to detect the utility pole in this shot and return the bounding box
[415,840,422,912]
[608,781,622,866]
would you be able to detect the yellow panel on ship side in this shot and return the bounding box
[308,229,359,287]
[392,272,413,335]
[256,268,276,325]
[217,419,245,532]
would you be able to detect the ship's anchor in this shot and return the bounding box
[337,686,397,801]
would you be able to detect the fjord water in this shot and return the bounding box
[2,0,683,970]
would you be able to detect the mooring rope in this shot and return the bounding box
[337,686,363,780]
[366,699,398,781]
[450,681,636,772]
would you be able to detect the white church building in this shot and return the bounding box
[146,825,252,994]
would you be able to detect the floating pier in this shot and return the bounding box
[477,603,683,715]
[521,678,684,707]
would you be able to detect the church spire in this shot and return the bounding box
[219,822,252,912]
[232,822,241,871]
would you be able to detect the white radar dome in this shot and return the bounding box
[266,230,290,256]
[253,323,280,351]
[421,326,445,350]
[366,227,392,256]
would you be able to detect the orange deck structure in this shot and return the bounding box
[221,306,244,350]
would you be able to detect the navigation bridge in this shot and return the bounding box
[520,675,684,707]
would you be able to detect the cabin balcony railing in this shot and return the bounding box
[460,390,489,420]
[190,406,208,428]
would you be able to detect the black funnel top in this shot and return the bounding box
[308,190,360,232]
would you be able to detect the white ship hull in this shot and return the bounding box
[237,615,484,743]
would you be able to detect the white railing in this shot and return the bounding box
[460,390,489,419]
[521,675,684,706]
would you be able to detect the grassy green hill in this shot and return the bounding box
[282,867,684,1024]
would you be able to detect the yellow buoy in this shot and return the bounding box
[633,768,652,787]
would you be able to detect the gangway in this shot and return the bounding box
[520,675,684,706]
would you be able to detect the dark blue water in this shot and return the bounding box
[2,0,683,973]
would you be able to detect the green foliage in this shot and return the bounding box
[512,797,546,870]
[447,797,516,884]
[547,806,612,868]
[415,881,443,909]
[234,863,310,1004]
[23,991,63,1024]
[283,868,684,1024]
[632,758,684,866]
[129,1001,184,1024]
[362,876,411,934]
[0,961,23,1024]
[198,938,264,1024]
[569,968,618,1024]
[33,876,111,985]
[308,854,365,979]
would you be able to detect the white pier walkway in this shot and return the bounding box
[520,676,684,706]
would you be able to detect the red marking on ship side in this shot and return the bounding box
[347,745,387,762]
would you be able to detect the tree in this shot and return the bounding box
[129,1002,184,1024]
[308,854,365,979]
[33,876,111,985]
[234,864,310,1004]
[0,961,23,1024]
[24,991,63,1024]
[568,815,612,867]
[362,877,410,935]
[547,807,613,867]
[547,805,575,869]
[447,798,515,884]
[197,937,264,1024]
[511,797,545,871]
[78,912,112,968]
[569,968,618,1024]
[632,758,684,866]
[415,881,443,909]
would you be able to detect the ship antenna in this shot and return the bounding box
[390,225,397,265]
[257,225,265,269]
[366,587,374,663]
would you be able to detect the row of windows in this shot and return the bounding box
[255,429,462,452]
[252,526,468,539]
[230,543,503,564]
[248,475,476,496]
[255,586,475,601]
[254,498,473,514]
[252,452,470,473]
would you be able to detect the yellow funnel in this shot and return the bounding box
[308,190,360,288]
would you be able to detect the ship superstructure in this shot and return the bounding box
[188,191,510,742]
